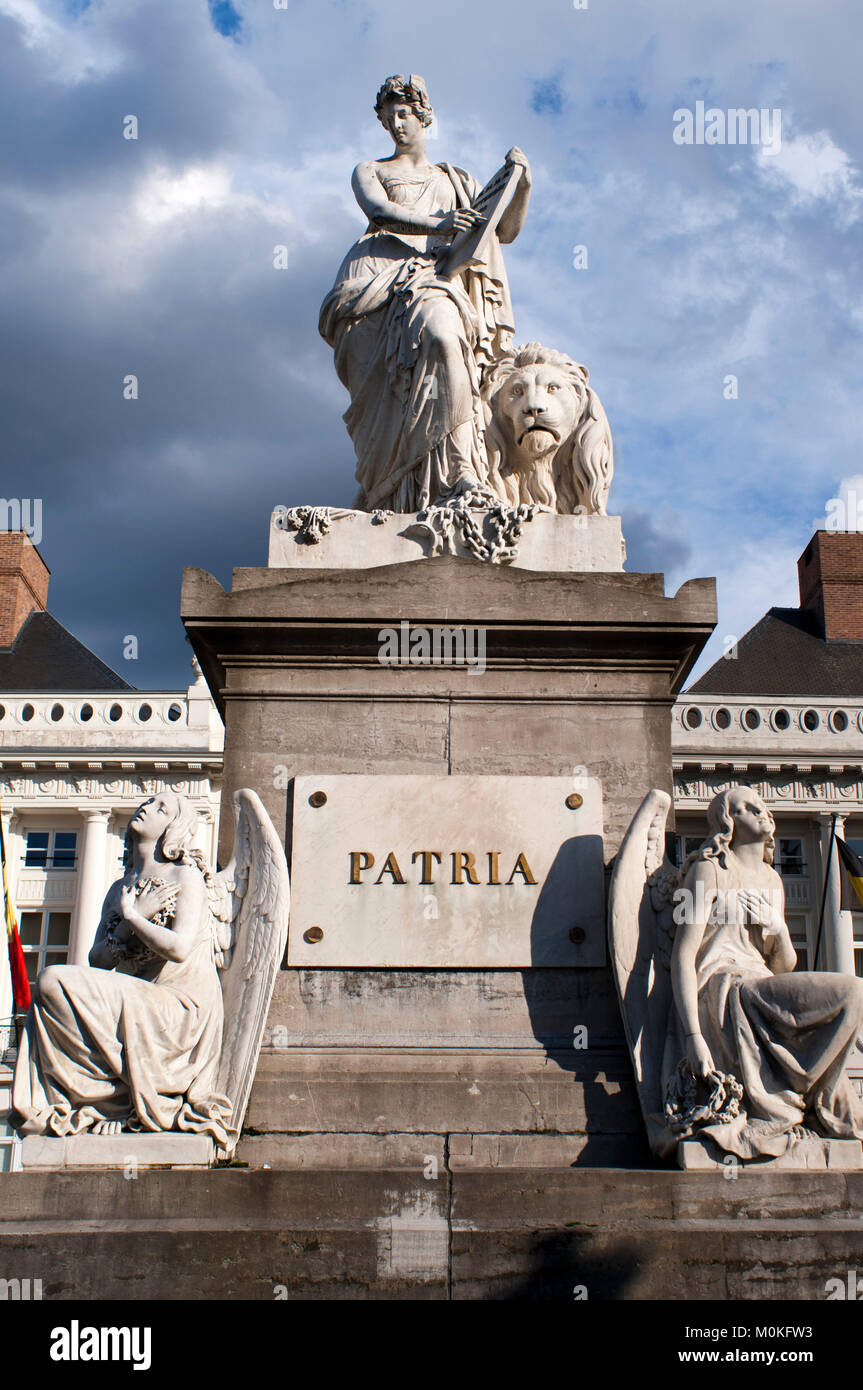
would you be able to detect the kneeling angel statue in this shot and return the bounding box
[12,789,289,1157]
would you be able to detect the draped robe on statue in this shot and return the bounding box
[667,855,863,1160]
[319,163,515,512]
[12,883,232,1145]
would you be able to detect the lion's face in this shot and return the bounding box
[496,363,584,471]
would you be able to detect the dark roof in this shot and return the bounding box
[0,611,133,692]
[688,607,863,698]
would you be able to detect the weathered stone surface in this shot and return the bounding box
[1,1168,859,1300]
[244,1047,645,1140]
[262,966,626,1049]
[289,773,605,967]
[237,1133,447,1172]
[448,1132,648,1168]
[0,1170,450,1300]
[448,1169,863,1300]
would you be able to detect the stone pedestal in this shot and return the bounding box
[678,1137,863,1171]
[21,1133,214,1169]
[182,549,715,1169]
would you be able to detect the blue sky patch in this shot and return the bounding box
[530,77,565,117]
[208,0,243,40]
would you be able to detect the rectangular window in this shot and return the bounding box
[673,834,706,866]
[777,838,806,876]
[19,910,71,984]
[22,830,77,871]
[23,831,49,868]
[52,832,77,869]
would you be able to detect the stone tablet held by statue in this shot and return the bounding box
[440,160,523,279]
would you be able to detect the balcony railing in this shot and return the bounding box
[0,688,223,754]
[0,695,187,732]
[673,695,863,757]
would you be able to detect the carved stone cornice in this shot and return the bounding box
[674,765,863,814]
[0,768,217,806]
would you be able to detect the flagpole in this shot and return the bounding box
[0,801,31,1015]
[813,813,837,971]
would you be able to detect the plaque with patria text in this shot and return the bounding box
[288,774,605,967]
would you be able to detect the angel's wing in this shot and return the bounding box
[210,788,290,1156]
[608,788,678,1128]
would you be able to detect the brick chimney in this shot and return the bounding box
[798,530,863,640]
[0,532,50,648]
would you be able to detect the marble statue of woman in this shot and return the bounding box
[11,788,290,1152]
[610,785,863,1163]
[319,74,531,513]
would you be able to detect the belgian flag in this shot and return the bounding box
[0,806,30,1012]
[837,836,863,911]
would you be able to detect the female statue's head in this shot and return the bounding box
[124,792,206,872]
[686,785,775,871]
[374,73,434,142]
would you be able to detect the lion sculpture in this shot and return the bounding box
[484,343,614,515]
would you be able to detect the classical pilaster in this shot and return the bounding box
[69,810,111,966]
[817,814,855,974]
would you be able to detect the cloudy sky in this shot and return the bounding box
[1,0,861,689]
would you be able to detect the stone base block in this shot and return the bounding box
[3,1168,863,1299]
[236,1131,649,1170]
[678,1136,863,1171]
[20,1133,215,1170]
[237,1133,447,1171]
[448,1132,646,1168]
[268,506,625,573]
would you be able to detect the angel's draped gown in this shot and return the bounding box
[12,879,231,1145]
[684,853,863,1159]
[319,162,514,512]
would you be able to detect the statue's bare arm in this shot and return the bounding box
[351,162,480,237]
[671,860,717,1080]
[88,883,123,969]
